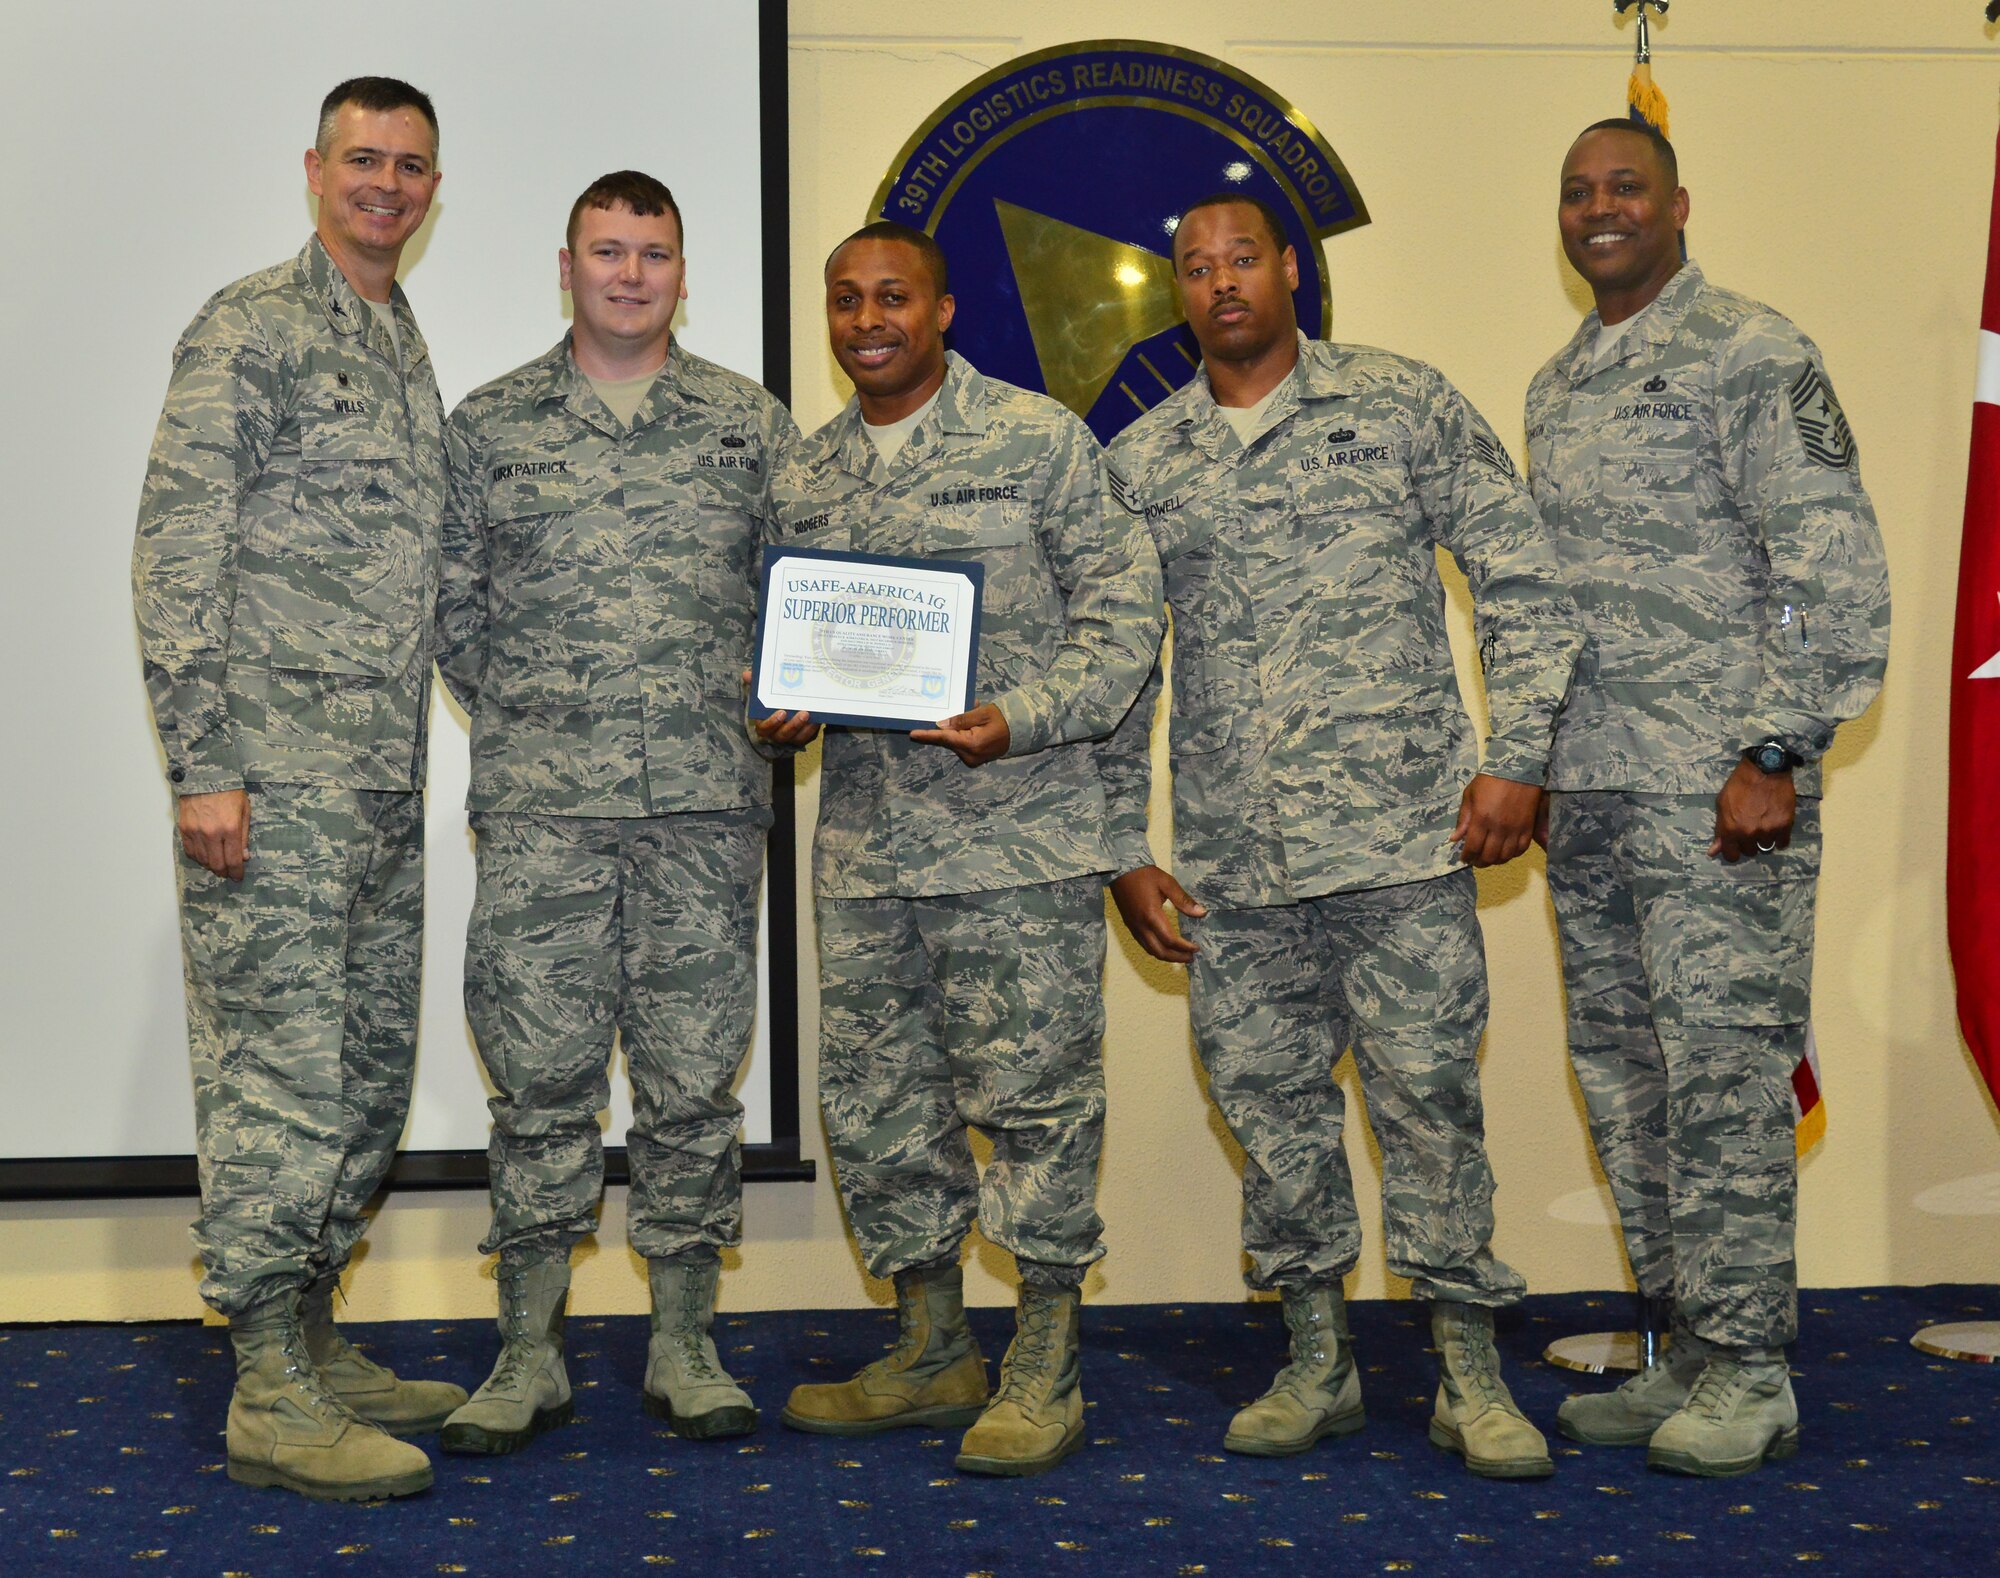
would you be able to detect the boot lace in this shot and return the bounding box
[486,1276,554,1395]
[992,1293,1061,1409]
[861,1275,927,1379]
[672,1273,725,1382]
[1682,1358,1752,1421]
[277,1320,364,1424]
[1267,1296,1334,1400]
[1445,1320,1510,1414]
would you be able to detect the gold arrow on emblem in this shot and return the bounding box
[994,199,1186,420]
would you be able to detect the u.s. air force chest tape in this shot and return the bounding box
[751,545,985,731]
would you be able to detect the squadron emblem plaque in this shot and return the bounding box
[872,40,1370,444]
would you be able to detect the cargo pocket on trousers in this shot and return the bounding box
[1649,874,1814,1029]
[194,819,322,1015]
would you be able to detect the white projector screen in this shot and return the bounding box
[0,0,799,1187]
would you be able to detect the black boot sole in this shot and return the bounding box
[438,1398,575,1456]
[643,1391,759,1439]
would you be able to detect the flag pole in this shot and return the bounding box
[1910,1,2000,1368]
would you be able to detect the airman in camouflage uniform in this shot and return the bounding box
[433,173,798,1453]
[769,224,1162,1478]
[1526,122,1889,1477]
[1103,195,1581,1478]
[131,78,461,1501]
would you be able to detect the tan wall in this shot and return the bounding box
[7,0,1997,1325]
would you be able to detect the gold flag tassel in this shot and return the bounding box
[1621,1,1671,134]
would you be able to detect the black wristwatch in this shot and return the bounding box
[1744,739,1798,774]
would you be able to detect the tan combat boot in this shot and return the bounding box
[1646,1351,1798,1477]
[301,1269,466,1436]
[783,1260,989,1435]
[439,1258,575,1456]
[1428,1301,1554,1479]
[954,1284,1084,1478]
[1557,1331,1709,1447]
[226,1291,433,1500]
[1224,1282,1366,1456]
[644,1253,757,1439]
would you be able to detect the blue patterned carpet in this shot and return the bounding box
[2,1285,1995,1576]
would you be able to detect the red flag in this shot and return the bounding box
[1946,123,2000,1111]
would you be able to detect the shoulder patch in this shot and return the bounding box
[1470,431,1518,482]
[1787,364,1856,469]
[1107,465,1139,515]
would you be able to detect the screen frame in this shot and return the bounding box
[0,0,812,1202]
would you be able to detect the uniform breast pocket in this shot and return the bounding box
[924,504,1040,616]
[486,489,581,580]
[693,484,760,588]
[296,411,400,541]
[1147,500,1219,565]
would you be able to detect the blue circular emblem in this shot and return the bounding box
[871,39,1370,445]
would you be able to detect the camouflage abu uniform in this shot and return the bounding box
[768,353,1162,1282]
[1524,261,1889,1349]
[437,335,798,1265]
[1102,333,1582,1300]
[132,236,446,1317]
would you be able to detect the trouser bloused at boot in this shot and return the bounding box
[814,879,1108,1281]
[1547,793,1817,1354]
[1186,870,1526,1305]
[180,787,424,1318]
[464,809,769,1268]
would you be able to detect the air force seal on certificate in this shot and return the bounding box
[872,39,1369,445]
[752,547,986,731]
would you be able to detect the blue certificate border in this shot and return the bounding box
[751,544,987,732]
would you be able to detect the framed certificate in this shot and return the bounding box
[750,545,985,731]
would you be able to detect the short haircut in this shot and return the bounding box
[566,170,684,254]
[316,76,439,160]
[1572,117,1679,187]
[825,221,949,295]
[1172,192,1293,261]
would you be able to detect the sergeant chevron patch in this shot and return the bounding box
[1788,364,1856,469]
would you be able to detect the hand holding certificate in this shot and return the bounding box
[751,546,984,732]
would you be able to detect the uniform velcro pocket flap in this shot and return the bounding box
[210,1124,287,1168]
[265,632,390,678]
[300,417,397,462]
[925,504,1033,551]
[489,659,596,708]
